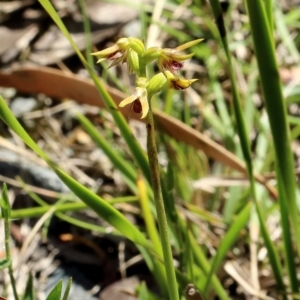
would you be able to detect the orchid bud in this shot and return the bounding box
[127,49,140,74]
[128,37,145,54]
[147,73,167,96]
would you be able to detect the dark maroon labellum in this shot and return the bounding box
[170,60,183,71]
[133,99,142,114]
[171,81,185,90]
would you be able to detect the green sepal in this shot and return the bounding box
[142,47,161,64]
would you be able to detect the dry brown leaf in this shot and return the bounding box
[0,66,277,198]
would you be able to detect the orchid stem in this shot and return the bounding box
[146,101,179,300]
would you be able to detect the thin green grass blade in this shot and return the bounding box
[8,196,137,219]
[245,0,300,292]
[77,0,94,69]
[204,202,251,293]
[45,281,62,300]
[61,278,72,300]
[0,184,10,220]
[0,96,150,249]
[0,259,10,269]
[137,282,148,300]
[9,203,86,219]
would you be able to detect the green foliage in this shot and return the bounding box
[61,278,72,300]
[45,281,62,300]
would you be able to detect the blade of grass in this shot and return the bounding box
[8,196,137,219]
[61,278,72,300]
[77,0,94,69]
[45,280,62,300]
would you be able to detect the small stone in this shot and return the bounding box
[0,87,16,99]
[10,96,38,118]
